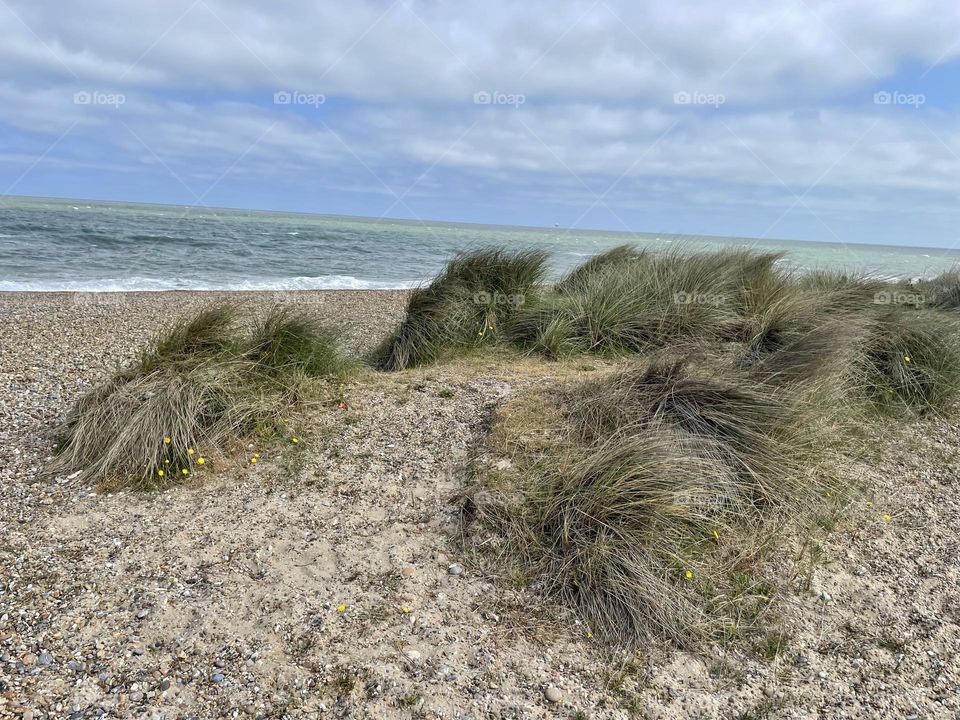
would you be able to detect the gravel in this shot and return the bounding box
[0,289,958,719]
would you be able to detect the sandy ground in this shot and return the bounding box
[1,290,958,719]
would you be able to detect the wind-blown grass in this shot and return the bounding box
[51,305,347,489]
[508,247,783,357]
[466,357,836,645]
[376,247,549,370]
[852,309,960,413]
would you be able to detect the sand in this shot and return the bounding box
[0,290,958,719]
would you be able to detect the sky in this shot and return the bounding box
[1,0,960,247]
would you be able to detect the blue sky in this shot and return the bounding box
[1,0,960,247]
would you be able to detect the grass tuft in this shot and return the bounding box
[376,247,549,370]
[51,304,346,489]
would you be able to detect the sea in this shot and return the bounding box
[1,196,958,292]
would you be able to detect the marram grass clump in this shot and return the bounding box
[51,304,348,490]
[508,247,782,357]
[465,358,838,646]
[376,247,549,370]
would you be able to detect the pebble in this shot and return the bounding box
[211,673,225,684]
[404,649,422,661]
[37,652,53,666]
[136,609,150,620]
[448,563,464,575]
[544,686,563,703]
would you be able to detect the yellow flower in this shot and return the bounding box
[712,529,720,542]
[336,604,347,612]
[291,437,300,444]
[882,513,892,521]
[163,437,171,444]
[157,469,164,477]
[904,355,911,363]
[181,469,189,476]
[164,459,170,465]
[401,606,411,614]
[197,457,205,465]
[250,457,258,464]
[684,570,694,580]
[187,448,194,455]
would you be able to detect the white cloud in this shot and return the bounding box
[1,0,960,242]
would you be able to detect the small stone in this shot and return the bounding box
[23,711,34,720]
[401,566,414,578]
[211,673,225,684]
[130,691,144,703]
[22,653,36,666]
[544,686,563,703]
[136,609,150,620]
[37,652,53,666]
[820,591,832,603]
[159,679,171,691]
[447,563,464,576]
[214,659,226,668]
[404,649,422,661]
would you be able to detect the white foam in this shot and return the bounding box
[0,275,419,292]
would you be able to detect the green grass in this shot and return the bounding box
[51,304,347,490]
[465,357,838,646]
[375,247,549,370]
[509,247,779,357]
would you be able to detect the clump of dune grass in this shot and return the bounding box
[465,358,835,646]
[376,247,549,370]
[851,309,960,413]
[916,267,960,310]
[51,304,347,489]
[508,247,782,358]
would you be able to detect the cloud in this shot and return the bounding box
[1,0,960,244]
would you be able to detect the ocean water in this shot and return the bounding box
[1,196,958,292]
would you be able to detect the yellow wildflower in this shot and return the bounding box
[882,513,892,521]
[712,529,720,542]
[197,457,205,465]
[157,469,164,477]
[336,604,347,612]
[401,606,411,614]
[163,437,171,444]
[904,355,911,363]
[250,457,258,464]
[181,469,188,476]
[187,448,194,455]
[291,437,300,444]
[684,570,694,580]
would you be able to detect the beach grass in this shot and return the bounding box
[443,244,960,645]
[51,304,347,489]
[375,247,549,370]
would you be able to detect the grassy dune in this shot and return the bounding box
[52,246,960,647]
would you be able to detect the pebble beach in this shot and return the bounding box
[1,290,959,719]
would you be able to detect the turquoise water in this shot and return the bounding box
[1,196,958,291]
